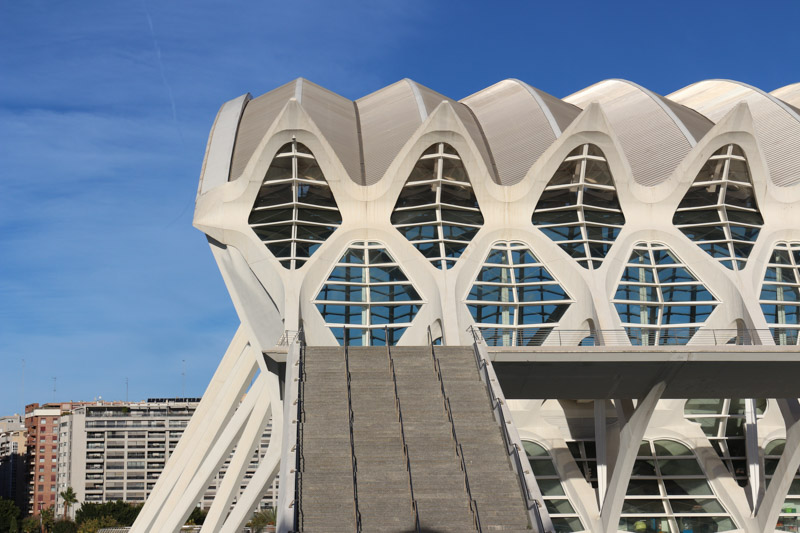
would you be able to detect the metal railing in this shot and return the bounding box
[343,339,363,532]
[384,327,421,533]
[427,327,482,533]
[277,329,303,346]
[468,326,548,533]
[474,327,787,347]
[292,330,306,532]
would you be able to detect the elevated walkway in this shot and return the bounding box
[296,345,531,533]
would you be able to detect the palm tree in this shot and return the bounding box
[59,487,78,520]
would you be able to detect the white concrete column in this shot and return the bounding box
[745,397,764,511]
[600,382,666,533]
[595,400,608,509]
[276,339,301,533]
[221,371,284,533]
[131,326,250,533]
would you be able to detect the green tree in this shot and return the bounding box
[9,516,18,533]
[186,507,207,526]
[75,501,141,527]
[0,498,21,532]
[41,507,55,532]
[246,507,276,532]
[53,520,78,533]
[20,516,39,533]
[76,516,117,533]
[59,488,78,520]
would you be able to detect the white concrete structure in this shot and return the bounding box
[134,78,800,532]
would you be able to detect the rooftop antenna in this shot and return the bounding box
[126,378,129,402]
[21,359,25,410]
[181,359,186,397]
[52,377,57,403]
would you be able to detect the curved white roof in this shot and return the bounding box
[772,83,800,110]
[669,80,800,187]
[565,79,712,186]
[461,79,580,185]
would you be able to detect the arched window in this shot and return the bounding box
[764,439,800,531]
[620,439,737,532]
[248,141,341,269]
[391,143,483,270]
[673,144,763,270]
[532,144,624,269]
[467,242,572,346]
[613,242,718,345]
[684,398,766,487]
[314,241,423,346]
[760,243,800,345]
[522,441,585,532]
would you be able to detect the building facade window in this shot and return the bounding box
[613,242,718,345]
[248,140,342,269]
[673,145,763,271]
[684,399,766,487]
[765,439,800,531]
[467,241,572,346]
[532,144,624,269]
[522,441,585,532]
[391,143,483,270]
[621,439,737,532]
[314,241,423,346]
[760,242,800,345]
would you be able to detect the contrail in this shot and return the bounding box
[141,0,184,145]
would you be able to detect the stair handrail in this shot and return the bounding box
[293,339,305,532]
[427,326,482,533]
[385,326,421,533]
[343,335,363,532]
[467,325,550,533]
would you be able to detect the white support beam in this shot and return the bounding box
[131,326,250,533]
[221,371,284,533]
[276,338,302,533]
[756,399,800,532]
[140,342,259,531]
[163,373,270,533]
[595,400,608,509]
[745,397,764,511]
[600,382,666,533]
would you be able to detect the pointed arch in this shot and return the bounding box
[391,142,484,270]
[673,144,764,270]
[532,143,625,269]
[248,140,342,269]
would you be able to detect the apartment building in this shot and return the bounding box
[24,403,62,514]
[0,414,27,512]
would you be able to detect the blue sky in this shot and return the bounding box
[1,0,798,415]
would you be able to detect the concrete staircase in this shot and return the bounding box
[297,345,530,533]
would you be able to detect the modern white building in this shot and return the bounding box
[55,399,277,519]
[132,78,800,533]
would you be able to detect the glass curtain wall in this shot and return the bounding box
[467,241,572,346]
[613,242,718,346]
[765,439,800,531]
[314,241,423,346]
[760,243,800,345]
[532,144,625,269]
[522,441,585,532]
[391,143,483,270]
[620,440,737,532]
[248,141,342,269]
[673,145,763,271]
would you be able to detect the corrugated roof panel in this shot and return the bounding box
[528,86,582,134]
[566,80,692,186]
[297,79,362,183]
[462,80,559,186]
[670,80,800,187]
[229,80,296,180]
[356,81,425,186]
[771,83,800,109]
[656,94,715,142]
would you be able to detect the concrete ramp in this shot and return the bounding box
[297,345,530,532]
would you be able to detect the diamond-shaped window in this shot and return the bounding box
[673,144,763,271]
[248,141,342,269]
[391,143,483,270]
[314,241,423,346]
[759,242,800,345]
[532,144,625,269]
[466,241,572,346]
[612,242,719,346]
